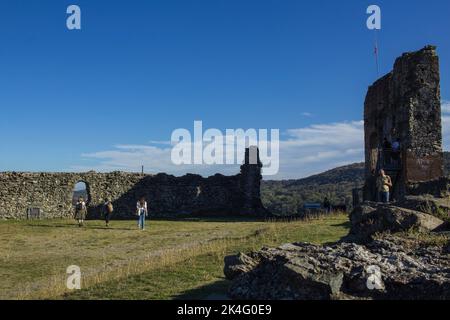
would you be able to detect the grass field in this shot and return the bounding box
[0,214,350,300]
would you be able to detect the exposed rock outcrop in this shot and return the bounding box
[348,203,445,242]
[399,195,450,222]
[223,252,259,280]
[225,199,450,300]
[225,234,450,300]
[407,178,450,198]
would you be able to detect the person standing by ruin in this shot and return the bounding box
[103,198,114,227]
[136,196,148,230]
[376,169,392,203]
[323,197,332,214]
[74,196,87,227]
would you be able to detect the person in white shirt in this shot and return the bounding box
[136,197,148,230]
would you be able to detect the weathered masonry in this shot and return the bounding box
[0,147,268,219]
[363,45,445,201]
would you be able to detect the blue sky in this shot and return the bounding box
[0,0,449,179]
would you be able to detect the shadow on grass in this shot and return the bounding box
[322,221,352,246]
[331,221,351,228]
[25,223,136,231]
[173,279,231,300]
[20,214,329,225]
[151,216,271,223]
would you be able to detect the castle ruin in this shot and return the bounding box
[363,45,445,201]
[0,147,268,219]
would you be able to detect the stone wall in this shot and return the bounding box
[363,45,443,201]
[0,148,268,219]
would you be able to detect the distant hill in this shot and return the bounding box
[261,152,450,215]
[72,189,88,205]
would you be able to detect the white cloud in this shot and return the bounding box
[275,121,364,179]
[441,100,450,150]
[75,143,240,177]
[148,140,172,145]
[71,121,364,180]
[70,100,450,180]
[441,100,450,113]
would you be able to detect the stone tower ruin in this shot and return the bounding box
[239,146,267,216]
[363,45,443,201]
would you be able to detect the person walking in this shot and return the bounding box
[136,197,148,230]
[74,196,87,227]
[376,169,392,203]
[103,198,114,227]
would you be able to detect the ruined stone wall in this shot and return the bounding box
[0,172,140,219]
[0,156,267,219]
[364,45,443,200]
[393,46,443,182]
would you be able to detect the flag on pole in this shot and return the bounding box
[374,31,379,76]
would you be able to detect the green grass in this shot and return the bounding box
[0,214,350,300]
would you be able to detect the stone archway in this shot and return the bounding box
[70,176,97,219]
[72,180,91,206]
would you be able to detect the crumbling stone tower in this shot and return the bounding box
[239,146,269,216]
[364,45,443,201]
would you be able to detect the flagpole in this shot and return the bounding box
[374,29,379,77]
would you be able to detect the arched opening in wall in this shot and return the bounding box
[72,181,90,206]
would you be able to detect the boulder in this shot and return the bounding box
[227,234,450,300]
[407,177,450,198]
[224,252,258,280]
[399,195,450,222]
[348,203,445,242]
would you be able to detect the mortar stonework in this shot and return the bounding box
[0,149,268,219]
[363,45,444,201]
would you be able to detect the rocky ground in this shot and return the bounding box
[224,195,450,300]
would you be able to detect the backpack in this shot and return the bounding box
[76,202,84,212]
[106,202,114,213]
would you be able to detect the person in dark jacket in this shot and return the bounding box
[323,197,332,214]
